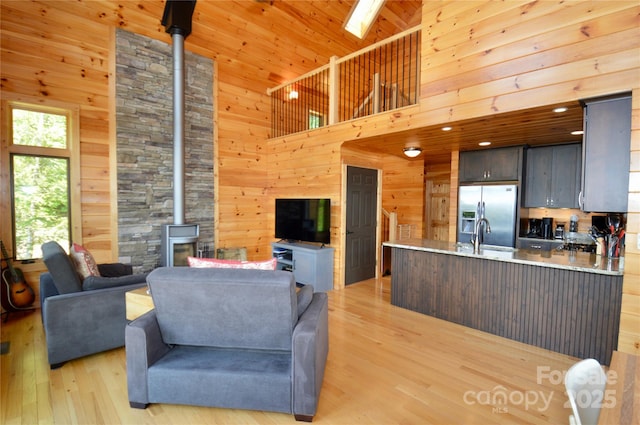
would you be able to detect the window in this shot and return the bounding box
[309,110,325,130]
[344,0,385,39]
[1,99,81,260]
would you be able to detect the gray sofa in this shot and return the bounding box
[126,267,329,422]
[40,241,147,368]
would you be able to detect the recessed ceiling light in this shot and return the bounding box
[553,107,568,113]
[479,141,491,146]
[571,130,584,136]
[441,126,452,131]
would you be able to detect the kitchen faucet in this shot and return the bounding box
[472,217,491,253]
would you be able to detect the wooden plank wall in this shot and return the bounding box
[0,3,113,258]
[620,90,640,355]
[381,155,425,238]
[0,2,114,303]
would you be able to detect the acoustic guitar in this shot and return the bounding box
[1,240,35,311]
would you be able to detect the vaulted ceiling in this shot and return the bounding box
[182,0,583,162]
[137,0,422,90]
[51,0,583,163]
[55,0,421,91]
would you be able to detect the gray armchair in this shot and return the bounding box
[40,241,147,368]
[126,267,329,422]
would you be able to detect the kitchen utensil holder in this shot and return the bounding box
[605,234,623,258]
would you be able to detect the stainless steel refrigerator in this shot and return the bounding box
[457,184,518,248]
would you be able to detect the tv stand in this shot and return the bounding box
[271,242,334,292]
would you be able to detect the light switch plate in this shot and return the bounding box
[637,233,640,250]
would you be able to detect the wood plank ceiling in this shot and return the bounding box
[343,101,585,163]
[191,0,423,88]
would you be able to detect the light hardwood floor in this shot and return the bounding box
[1,278,582,424]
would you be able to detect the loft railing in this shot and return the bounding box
[381,208,398,276]
[382,208,398,243]
[268,26,421,138]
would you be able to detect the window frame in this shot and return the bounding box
[309,109,325,130]
[1,97,82,260]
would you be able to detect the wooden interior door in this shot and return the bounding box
[424,165,450,241]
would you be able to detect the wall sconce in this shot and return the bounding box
[403,147,422,158]
[288,90,299,100]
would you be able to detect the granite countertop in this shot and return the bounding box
[382,238,624,276]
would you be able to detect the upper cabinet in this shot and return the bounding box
[524,143,582,208]
[459,147,523,183]
[581,94,632,213]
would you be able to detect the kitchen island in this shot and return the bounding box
[383,239,623,365]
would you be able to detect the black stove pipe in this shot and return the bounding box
[161,0,196,38]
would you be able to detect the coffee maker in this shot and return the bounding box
[527,219,542,238]
[542,217,554,240]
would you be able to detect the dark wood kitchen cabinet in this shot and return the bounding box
[581,94,632,212]
[459,146,522,183]
[524,143,581,208]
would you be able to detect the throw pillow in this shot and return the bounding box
[69,243,101,279]
[187,256,278,270]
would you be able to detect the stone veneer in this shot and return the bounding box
[116,29,214,273]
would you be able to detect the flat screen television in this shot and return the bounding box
[275,198,331,245]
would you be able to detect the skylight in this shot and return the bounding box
[344,0,385,39]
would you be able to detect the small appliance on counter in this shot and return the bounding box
[565,214,581,243]
[569,215,579,233]
[591,215,608,234]
[555,223,565,240]
[562,230,597,253]
[542,217,554,240]
[562,241,597,253]
[526,218,542,238]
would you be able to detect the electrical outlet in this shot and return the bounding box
[637,233,640,250]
